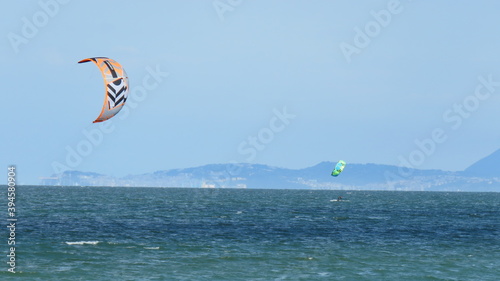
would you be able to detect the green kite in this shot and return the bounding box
[331,160,346,177]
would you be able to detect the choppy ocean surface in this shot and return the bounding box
[1,186,499,280]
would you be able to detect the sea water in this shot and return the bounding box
[1,186,499,280]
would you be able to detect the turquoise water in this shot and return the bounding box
[2,186,499,280]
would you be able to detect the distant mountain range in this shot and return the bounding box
[41,149,500,191]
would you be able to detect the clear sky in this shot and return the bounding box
[2,0,500,184]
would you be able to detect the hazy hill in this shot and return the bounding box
[42,161,500,192]
[464,149,500,178]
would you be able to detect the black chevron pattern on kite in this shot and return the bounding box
[106,78,127,109]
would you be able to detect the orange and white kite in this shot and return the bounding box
[78,57,129,123]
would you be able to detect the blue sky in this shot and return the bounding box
[2,0,500,184]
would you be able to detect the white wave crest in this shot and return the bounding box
[65,241,100,245]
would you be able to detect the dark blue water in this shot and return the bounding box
[2,186,499,280]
